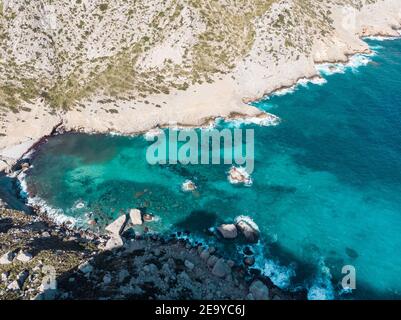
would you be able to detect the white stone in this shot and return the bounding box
[16,250,33,263]
[7,280,20,291]
[104,235,124,251]
[1,272,8,282]
[0,251,14,265]
[105,214,126,235]
[129,209,142,226]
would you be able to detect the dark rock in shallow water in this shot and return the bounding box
[243,246,253,256]
[249,268,261,277]
[244,256,255,267]
[235,219,260,243]
[345,247,359,259]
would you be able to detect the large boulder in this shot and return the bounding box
[212,258,231,278]
[235,217,260,243]
[217,224,238,239]
[129,209,143,226]
[249,280,269,300]
[105,215,126,235]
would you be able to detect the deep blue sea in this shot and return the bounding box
[17,39,401,299]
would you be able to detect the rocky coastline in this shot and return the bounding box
[0,204,305,300]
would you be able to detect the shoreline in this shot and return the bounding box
[2,30,400,233]
[0,39,388,173]
[1,0,401,172]
[0,207,304,300]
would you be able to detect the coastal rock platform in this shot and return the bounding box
[0,208,302,300]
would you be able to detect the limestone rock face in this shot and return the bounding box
[217,224,238,239]
[249,280,269,300]
[129,209,143,226]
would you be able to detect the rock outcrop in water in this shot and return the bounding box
[235,217,260,243]
[217,224,238,239]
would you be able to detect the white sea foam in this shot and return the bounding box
[234,215,260,232]
[261,260,296,289]
[298,76,327,87]
[17,171,28,198]
[307,258,335,300]
[226,114,281,128]
[316,53,373,76]
[363,30,401,41]
[74,201,86,209]
[241,240,296,289]
[272,87,296,97]
[15,171,83,227]
[27,196,80,226]
[264,76,327,100]
[143,128,164,141]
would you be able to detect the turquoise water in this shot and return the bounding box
[23,39,401,299]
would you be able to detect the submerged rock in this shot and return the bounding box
[244,256,255,267]
[129,209,143,226]
[217,224,238,239]
[143,213,154,222]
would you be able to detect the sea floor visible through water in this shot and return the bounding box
[3,38,401,300]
